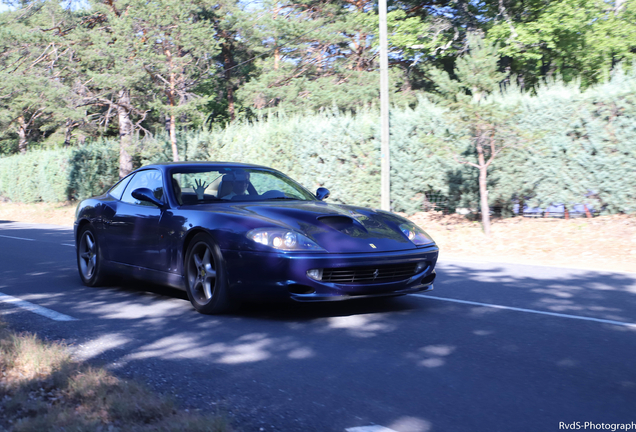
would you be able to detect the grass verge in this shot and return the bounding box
[0,321,230,432]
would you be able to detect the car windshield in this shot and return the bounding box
[170,166,317,205]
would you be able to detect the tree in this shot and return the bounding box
[71,0,217,174]
[430,34,520,236]
[67,0,155,177]
[486,0,636,87]
[0,1,79,154]
[114,0,219,161]
[237,0,418,114]
[207,0,256,122]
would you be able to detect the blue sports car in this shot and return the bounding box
[75,162,439,314]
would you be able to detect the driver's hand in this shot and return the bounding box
[193,179,208,200]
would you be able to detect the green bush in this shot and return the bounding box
[1,71,635,215]
[0,142,119,203]
[0,148,71,203]
[67,142,119,201]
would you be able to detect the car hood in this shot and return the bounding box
[229,200,420,253]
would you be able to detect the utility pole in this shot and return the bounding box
[379,0,390,211]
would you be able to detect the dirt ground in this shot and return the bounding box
[1,201,634,273]
[407,212,636,273]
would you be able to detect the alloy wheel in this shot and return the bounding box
[187,243,218,303]
[79,230,97,280]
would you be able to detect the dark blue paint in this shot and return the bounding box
[75,162,439,302]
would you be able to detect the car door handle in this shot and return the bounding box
[104,219,111,225]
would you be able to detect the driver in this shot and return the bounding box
[221,169,250,199]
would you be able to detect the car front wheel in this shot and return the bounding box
[184,233,232,314]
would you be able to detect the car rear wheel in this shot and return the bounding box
[77,224,106,287]
[184,233,232,314]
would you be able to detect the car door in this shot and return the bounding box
[104,169,168,271]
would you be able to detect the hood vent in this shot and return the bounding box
[316,215,369,235]
[317,215,356,230]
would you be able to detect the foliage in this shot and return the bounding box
[0,148,72,203]
[502,69,636,214]
[235,0,399,114]
[486,0,636,88]
[0,142,119,202]
[428,34,521,234]
[1,65,635,217]
[1,0,635,156]
[0,2,80,153]
[67,141,119,200]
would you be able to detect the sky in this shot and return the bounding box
[0,0,90,12]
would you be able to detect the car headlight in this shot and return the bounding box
[247,228,324,251]
[399,223,435,246]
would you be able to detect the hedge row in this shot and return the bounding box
[1,72,635,214]
[0,148,71,203]
[0,142,118,203]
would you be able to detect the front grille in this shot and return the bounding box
[322,263,421,284]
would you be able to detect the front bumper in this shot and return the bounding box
[221,246,439,302]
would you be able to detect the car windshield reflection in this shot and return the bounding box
[170,167,316,205]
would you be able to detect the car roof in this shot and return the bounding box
[137,161,275,172]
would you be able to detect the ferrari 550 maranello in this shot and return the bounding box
[75,162,439,314]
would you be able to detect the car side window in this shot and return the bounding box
[121,170,164,206]
[108,174,133,201]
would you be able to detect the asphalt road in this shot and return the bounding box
[1,220,635,432]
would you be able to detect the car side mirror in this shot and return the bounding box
[132,188,164,207]
[316,187,330,201]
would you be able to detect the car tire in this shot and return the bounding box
[77,224,107,287]
[184,233,232,314]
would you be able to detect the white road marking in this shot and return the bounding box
[0,292,77,321]
[346,426,397,432]
[440,257,636,275]
[0,234,35,241]
[412,294,636,328]
[0,234,74,247]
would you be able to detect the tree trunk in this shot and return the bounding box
[274,46,280,70]
[476,141,491,236]
[227,82,235,121]
[615,0,625,14]
[273,9,280,71]
[64,119,75,147]
[17,116,27,154]
[222,43,235,121]
[170,112,179,161]
[164,45,180,162]
[117,90,134,179]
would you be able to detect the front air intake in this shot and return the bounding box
[421,271,436,285]
[288,284,316,295]
[322,263,422,284]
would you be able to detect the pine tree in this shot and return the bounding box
[430,34,518,236]
[68,0,155,177]
[0,1,79,154]
[236,0,416,114]
[109,0,220,162]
